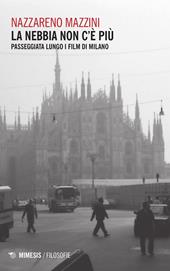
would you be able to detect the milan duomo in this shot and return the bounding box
[0,52,165,197]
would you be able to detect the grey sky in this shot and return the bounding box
[0,0,170,162]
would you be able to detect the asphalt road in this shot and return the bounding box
[0,206,170,271]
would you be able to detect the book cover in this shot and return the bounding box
[0,0,170,270]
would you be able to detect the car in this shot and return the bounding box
[91,198,116,210]
[35,197,47,204]
[103,199,116,209]
[134,204,170,237]
[13,199,28,211]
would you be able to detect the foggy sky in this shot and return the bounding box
[0,0,170,162]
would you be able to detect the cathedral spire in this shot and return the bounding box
[44,89,47,100]
[135,94,140,119]
[159,117,163,139]
[42,89,46,102]
[157,116,163,141]
[32,108,35,127]
[117,73,122,101]
[148,121,151,141]
[110,73,115,101]
[14,113,17,129]
[74,80,78,100]
[28,115,30,130]
[69,85,73,102]
[154,112,156,125]
[65,87,68,101]
[36,107,39,122]
[87,72,91,100]
[153,112,156,142]
[81,72,85,99]
[54,50,61,94]
[134,95,141,131]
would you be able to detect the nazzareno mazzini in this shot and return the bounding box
[11,17,100,28]
[11,43,45,49]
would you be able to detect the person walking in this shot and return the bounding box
[22,199,38,233]
[136,201,155,256]
[147,195,153,205]
[90,197,110,237]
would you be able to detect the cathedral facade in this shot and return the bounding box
[0,113,37,198]
[0,53,165,197]
[37,53,165,191]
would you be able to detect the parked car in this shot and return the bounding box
[91,198,116,210]
[103,199,117,209]
[35,197,47,204]
[13,199,28,211]
[134,204,170,237]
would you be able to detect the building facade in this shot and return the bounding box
[37,53,165,189]
[0,52,165,197]
[0,112,37,198]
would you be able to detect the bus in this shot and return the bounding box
[48,185,80,212]
[0,186,13,242]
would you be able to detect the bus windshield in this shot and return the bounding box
[55,187,78,200]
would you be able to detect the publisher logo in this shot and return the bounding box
[8,252,17,259]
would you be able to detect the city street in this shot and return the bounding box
[0,206,170,271]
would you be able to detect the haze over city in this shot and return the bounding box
[0,0,170,162]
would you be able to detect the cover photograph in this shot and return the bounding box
[0,0,170,270]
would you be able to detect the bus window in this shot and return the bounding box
[0,193,4,211]
[62,188,75,200]
[55,189,63,200]
[55,188,75,200]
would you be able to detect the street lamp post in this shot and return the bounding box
[63,161,70,185]
[88,153,97,200]
[91,156,95,190]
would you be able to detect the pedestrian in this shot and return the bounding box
[22,199,38,233]
[90,197,110,237]
[142,177,145,184]
[136,201,155,256]
[147,195,153,205]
